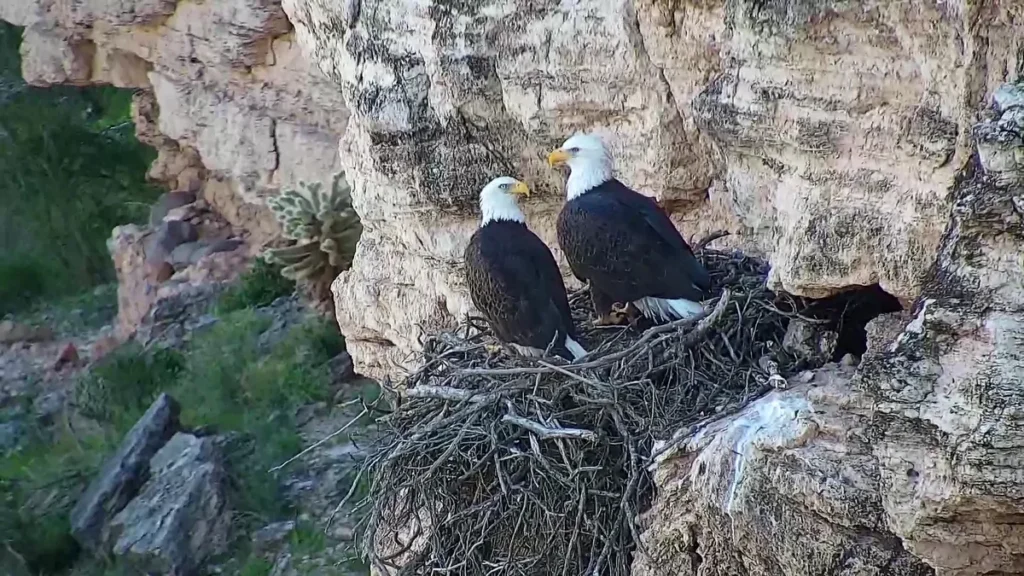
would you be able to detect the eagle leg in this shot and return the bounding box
[613,301,643,326]
[591,289,628,326]
[594,302,631,326]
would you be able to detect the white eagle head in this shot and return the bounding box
[547,132,614,200]
[479,176,530,225]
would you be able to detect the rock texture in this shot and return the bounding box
[280,0,1023,377]
[71,393,180,551]
[3,0,1024,573]
[108,433,230,576]
[0,0,349,334]
[633,92,1024,575]
[5,0,1018,380]
[109,191,248,341]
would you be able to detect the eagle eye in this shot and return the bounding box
[500,182,510,190]
[569,147,580,154]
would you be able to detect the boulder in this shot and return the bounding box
[196,238,244,261]
[0,320,55,344]
[108,433,230,576]
[145,220,199,266]
[0,419,25,453]
[70,393,180,551]
[169,241,206,269]
[149,191,197,227]
[633,122,1024,576]
[253,521,297,551]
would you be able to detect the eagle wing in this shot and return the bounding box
[464,225,576,350]
[556,181,710,303]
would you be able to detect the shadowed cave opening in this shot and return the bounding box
[795,283,904,362]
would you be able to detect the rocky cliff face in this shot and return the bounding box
[3,0,1023,574]
[0,0,346,249]
[280,0,1023,377]
[0,0,349,337]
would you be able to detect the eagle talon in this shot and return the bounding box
[613,302,643,326]
[593,310,629,327]
[484,343,503,356]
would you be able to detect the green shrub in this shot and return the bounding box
[0,21,160,315]
[74,343,184,433]
[0,431,115,574]
[0,256,49,316]
[175,312,340,521]
[11,309,352,574]
[216,258,297,314]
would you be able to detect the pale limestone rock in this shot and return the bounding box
[2,0,348,253]
[20,26,94,86]
[278,0,1024,379]
[635,147,1024,576]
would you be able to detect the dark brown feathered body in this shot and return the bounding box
[464,220,579,359]
[556,178,711,317]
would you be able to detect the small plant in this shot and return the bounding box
[73,343,184,432]
[264,171,362,302]
[216,258,296,314]
[0,429,115,575]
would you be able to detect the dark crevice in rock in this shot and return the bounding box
[797,284,904,361]
[686,526,703,574]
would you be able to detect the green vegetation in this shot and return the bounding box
[22,284,120,336]
[1,308,357,575]
[216,257,297,314]
[0,21,160,316]
[0,19,370,576]
[0,428,118,574]
[265,172,363,300]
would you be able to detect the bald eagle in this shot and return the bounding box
[463,176,587,361]
[547,133,711,326]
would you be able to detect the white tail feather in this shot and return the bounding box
[564,336,588,361]
[634,297,704,323]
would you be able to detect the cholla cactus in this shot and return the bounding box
[265,171,363,286]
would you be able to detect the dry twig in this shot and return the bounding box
[347,241,821,576]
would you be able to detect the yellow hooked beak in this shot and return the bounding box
[547,148,571,168]
[511,180,531,197]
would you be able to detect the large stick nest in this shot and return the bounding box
[355,234,825,576]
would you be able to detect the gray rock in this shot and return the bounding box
[149,192,197,227]
[253,521,297,551]
[0,319,55,343]
[145,220,199,266]
[108,433,230,576]
[991,82,1024,113]
[169,241,206,269]
[328,351,355,383]
[782,318,837,364]
[137,284,224,350]
[71,393,181,551]
[0,420,25,453]
[32,390,65,425]
[194,238,244,262]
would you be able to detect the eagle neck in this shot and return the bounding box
[566,162,612,200]
[480,194,526,225]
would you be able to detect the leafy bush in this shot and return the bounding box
[0,256,49,316]
[0,22,159,315]
[74,343,185,433]
[216,258,296,314]
[0,430,115,574]
[13,308,351,574]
